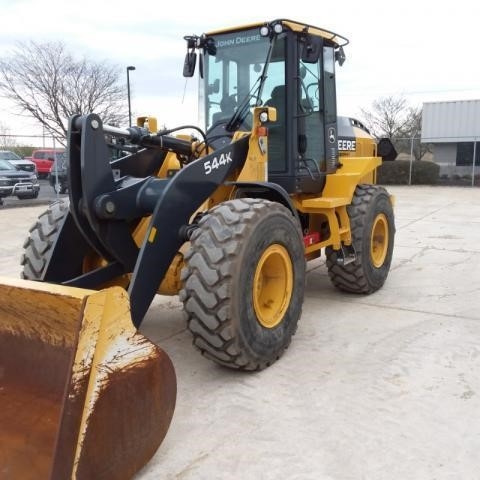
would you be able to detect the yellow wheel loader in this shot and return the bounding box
[0,19,396,479]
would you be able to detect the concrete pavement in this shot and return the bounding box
[0,186,479,479]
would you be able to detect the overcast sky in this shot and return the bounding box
[1,0,480,136]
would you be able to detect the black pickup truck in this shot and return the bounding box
[0,159,40,205]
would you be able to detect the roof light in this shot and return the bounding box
[273,23,283,34]
[260,26,270,37]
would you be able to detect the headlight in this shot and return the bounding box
[273,23,283,34]
[260,26,270,37]
[0,177,9,186]
[29,174,37,181]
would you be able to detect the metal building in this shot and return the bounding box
[421,100,480,177]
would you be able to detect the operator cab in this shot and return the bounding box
[184,20,348,194]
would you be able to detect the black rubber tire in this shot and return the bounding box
[179,198,305,371]
[326,184,395,293]
[21,200,69,279]
[17,191,39,200]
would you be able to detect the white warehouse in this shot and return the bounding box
[421,99,480,177]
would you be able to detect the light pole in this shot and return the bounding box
[126,66,136,126]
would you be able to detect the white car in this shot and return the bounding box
[0,150,37,174]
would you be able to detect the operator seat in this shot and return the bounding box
[211,95,237,125]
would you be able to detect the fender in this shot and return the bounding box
[229,181,300,222]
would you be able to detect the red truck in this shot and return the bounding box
[30,149,65,178]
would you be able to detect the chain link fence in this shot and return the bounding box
[2,133,479,187]
[390,136,479,187]
[0,133,63,157]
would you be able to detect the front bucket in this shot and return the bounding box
[0,277,176,480]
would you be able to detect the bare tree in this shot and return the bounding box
[360,95,411,139]
[0,121,16,149]
[0,41,127,146]
[361,95,431,160]
[397,106,432,161]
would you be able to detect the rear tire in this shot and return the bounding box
[180,198,305,371]
[21,200,69,279]
[326,184,395,293]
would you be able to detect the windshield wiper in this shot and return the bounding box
[225,37,276,132]
[225,86,258,132]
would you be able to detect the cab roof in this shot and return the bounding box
[206,19,349,48]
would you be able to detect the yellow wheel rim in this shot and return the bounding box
[253,244,293,329]
[370,213,389,268]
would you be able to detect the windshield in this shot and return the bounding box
[203,28,284,130]
[0,151,21,161]
[0,159,16,171]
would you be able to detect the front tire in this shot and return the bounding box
[21,200,69,279]
[326,184,395,293]
[180,199,305,371]
[17,191,39,200]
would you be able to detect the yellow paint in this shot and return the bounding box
[281,20,348,46]
[158,248,187,295]
[290,157,382,253]
[0,277,93,347]
[148,227,157,243]
[136,116,158,133]
[0,278,166,477]
[132,217,151,248]
[207,20,348,47]
[158,151,181,178]
[293,203,351,252]
[253,244,293,329]
[322,157,381,200]
[370,213,389,267]
[236,107,274,182]
[72,287,160,477]
[0,275,94,298]
[300,196,350,209]
[339,127,377,160]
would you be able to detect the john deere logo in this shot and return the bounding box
[328,127,336,144]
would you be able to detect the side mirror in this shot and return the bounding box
[183,51,197,78]
[377,138,398,162]
[335,46,346,66]
[301,35,322,63]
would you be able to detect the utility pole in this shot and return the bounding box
[127,66,136,126]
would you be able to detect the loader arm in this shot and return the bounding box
[126,137,248,324]
[53,114,250,326]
